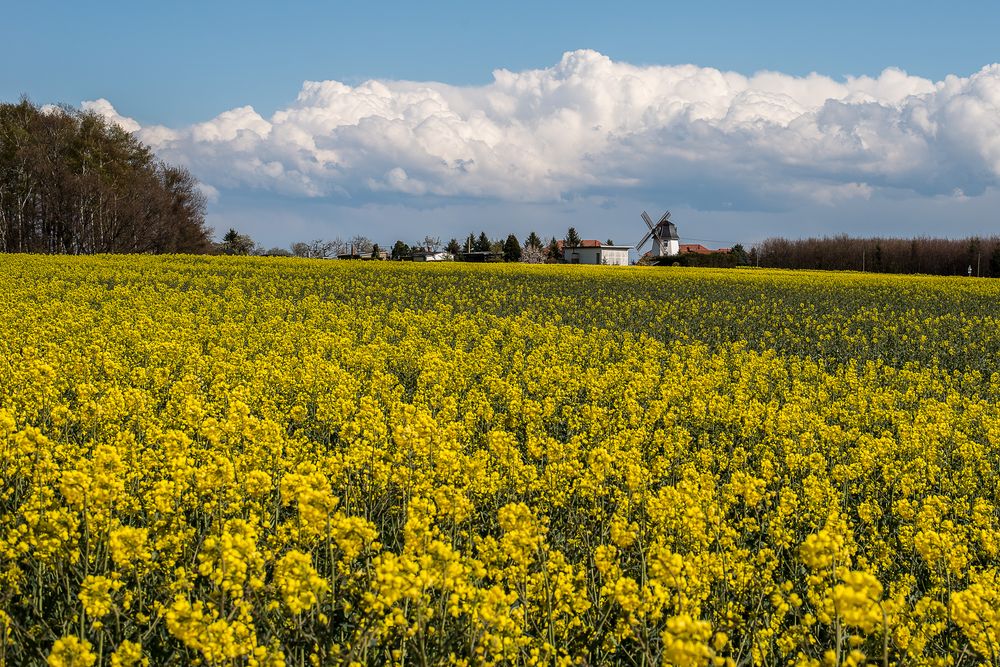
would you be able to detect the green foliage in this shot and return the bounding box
[392,240,411,260]
[546,237,562,261]
[565,227,581,247]
[475,231,492,252]
[220,228,256,255]
[502,234,521,262]
[730,243,748,265]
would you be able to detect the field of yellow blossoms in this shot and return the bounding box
[1,254,999,667]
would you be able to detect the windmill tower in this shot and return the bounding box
[636,210,680,258]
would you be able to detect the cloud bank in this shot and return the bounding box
[88,50,1000,211]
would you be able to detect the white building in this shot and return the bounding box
[412,250,452,261]
[563,240,632,266]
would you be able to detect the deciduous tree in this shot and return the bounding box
[0,98,211,254]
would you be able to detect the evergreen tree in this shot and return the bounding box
[503,234,522,262]
[730,243,748,265]
[565,227,581,247]
[475,231,492,252]
[221,228,256,255]
[525,231,542,249]
[546,237,562,261]
[446,238,461,255]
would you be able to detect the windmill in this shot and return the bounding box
[636,210,680,258]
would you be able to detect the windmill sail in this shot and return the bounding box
[635,229,654,250]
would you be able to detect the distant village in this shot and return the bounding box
[233,210,746,267]
[225,210,1000,277]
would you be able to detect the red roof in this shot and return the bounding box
[563,239,604,249]
[679,243,712,254]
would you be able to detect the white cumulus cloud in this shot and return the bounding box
[86,50,1000,210]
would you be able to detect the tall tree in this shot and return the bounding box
[391,240,411,260]
[565,227,581,247]
[503,234,522,262]
[446,238,461,255]
[291,239,339,258]
[546,237,562,261]
[349,235,374,254]
[0,98,211,254]
[475,231,491,252]
[525,231,542,250]
[730,243,748,265]
[220,228,256,255]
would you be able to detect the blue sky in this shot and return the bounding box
[4,1,1000,249]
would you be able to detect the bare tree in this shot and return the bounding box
[291,238,344,258]
[349,235,374,254]
[755,235,1000,277]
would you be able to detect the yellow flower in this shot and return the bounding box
[832,571,884,633]
[47,636,96,667]
[275,550,329,614]
[110,640,146,667]
[109,524,151,568]
[661,614,714,667]
[79,575,120,618]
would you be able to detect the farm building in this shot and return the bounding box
[338,250,389,260]
[412,250,452,261]
[679,244,730,255]
[678,243,711,255]
[457,251,503,262]
[563,240,632,266]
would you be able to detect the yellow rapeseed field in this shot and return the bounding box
[1,255,998,666]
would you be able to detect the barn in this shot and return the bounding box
[563,240,632,266]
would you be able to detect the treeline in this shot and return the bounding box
[755,235,1000,277]
[0,99,211,254]
[390,229,590,263]
[267,230,579,263]
[391,232,552,262]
